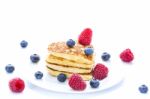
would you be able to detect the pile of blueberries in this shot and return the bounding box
[6,40,43,80]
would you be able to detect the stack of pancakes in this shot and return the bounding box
[46,42,94,80]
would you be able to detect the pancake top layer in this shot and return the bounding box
[48,42,93,61]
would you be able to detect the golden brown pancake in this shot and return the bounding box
[46,54,92,69]
[46,67,92,80]
[46,63,92,73]
[48,42,94,64]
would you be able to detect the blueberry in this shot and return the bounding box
[101,52,111,61]
[57,73,67,82]
[139,84,148,94]
[5,64,15,73]
[84,48,94,56]
[66,39,75,48]
[90,79,100,88]
[20,40,28,48]
[30,54,40,63]
[35,71,43,79]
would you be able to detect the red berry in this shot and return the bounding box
[9,78,25,93]
[120,48,134,62]
[68,74,86,91]
[78,28,92,46]
[92,63,109,80]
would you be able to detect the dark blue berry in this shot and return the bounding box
[30,54,40,63]
[66,39,75,48]
[90,79,100,88]
[101,52,111,61]
[57,73,67,82]
[84,48,94,56]
[20,40,28,48]
[139,85,148,94]
[35,71,43,79]
[5,64,15,73]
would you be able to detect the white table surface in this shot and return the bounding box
[0,0,150,99]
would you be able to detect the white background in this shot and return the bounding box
[0,0,150,99]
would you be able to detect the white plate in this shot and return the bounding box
[26,63,124,94]
[24,40,124,94]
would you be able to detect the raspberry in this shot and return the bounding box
[78,28,92,46]
[9,78,25,93]
[92,63,109,80]
[120,48,134,62]
[68,74,86,91]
